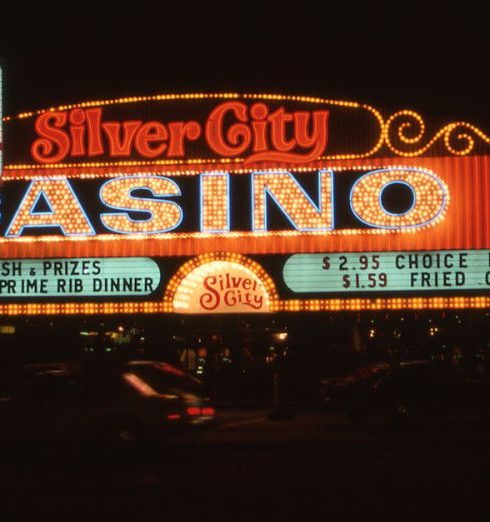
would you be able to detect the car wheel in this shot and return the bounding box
[115,425,138,443]
[347,404,370,427]
[100,417,143,444]
[390,401,409,426]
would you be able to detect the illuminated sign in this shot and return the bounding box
[172,260,271,314]
[0,258,161,298]
[0,92,489,314]
[4,95,375,168]
[4,94,490,173]
[27,102,329,166]
[283,250,490,294]
[0,167,449,241]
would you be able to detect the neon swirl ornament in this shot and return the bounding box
[384,110,490,156]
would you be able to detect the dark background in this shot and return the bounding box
[0,2,488,129]
[1,9,490,519]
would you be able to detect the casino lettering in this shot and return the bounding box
[1,167,447,237]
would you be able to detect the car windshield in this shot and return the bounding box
[125,362,205,395]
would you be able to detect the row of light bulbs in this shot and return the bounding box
[1,296,489,316]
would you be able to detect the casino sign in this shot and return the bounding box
[0,73,489,314]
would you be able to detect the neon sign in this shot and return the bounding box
[172,260,271,314]
[29,102,329,166]
[0,92,489,314]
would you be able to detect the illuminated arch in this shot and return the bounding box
[163,252,279,313]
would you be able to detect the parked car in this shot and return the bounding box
[319,360,489,426]
[320,362,391,400]
[0,360,215,442]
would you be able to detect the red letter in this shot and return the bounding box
[205,102,251,157]
[134,122,168,158]
[250,103,269,153]
[167,121,201,157]
[102,121,142,157]
[200,276,220,311]
[245,110,328,165]
[86,108,104,156]
[269,107,295,152]
[31,112,70,164]
[69,109,86,157]
[294,111,329,158]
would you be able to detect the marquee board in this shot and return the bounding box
[1,92,489,314]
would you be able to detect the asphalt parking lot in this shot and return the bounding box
[206,407,490,443]
[1,409,489,521]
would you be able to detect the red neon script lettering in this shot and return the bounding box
[31,102,328,164]
[199,273,264,311]
[206,101,329,165]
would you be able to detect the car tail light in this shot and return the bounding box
[167,413,181,421]
[186,406,215,417]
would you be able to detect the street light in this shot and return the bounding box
[268,331,294,421]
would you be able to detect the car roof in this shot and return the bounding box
[15,360,193,379]
[398,360,435,369]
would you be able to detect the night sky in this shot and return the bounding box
[1,2,489,129]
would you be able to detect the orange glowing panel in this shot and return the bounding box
[252,170,333,232]
[0,156,489,259]
[6,178,94,237]
[350,167,448,230]
[99,175,182,234]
